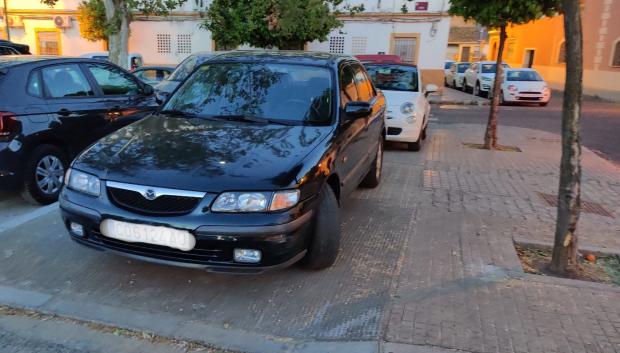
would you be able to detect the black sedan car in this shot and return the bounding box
[0,40,31,55]
[60,51,386,272]
[0,56,158,204]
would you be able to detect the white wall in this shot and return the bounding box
[129,20,212,65]
[307,17,450,70]
[342,0,449,13]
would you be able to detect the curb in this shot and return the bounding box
[428,99,489,106]
[0,285,378,353]
[513,236,620,257]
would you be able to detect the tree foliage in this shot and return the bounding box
[76,0,107,42]
[203,0,358,50]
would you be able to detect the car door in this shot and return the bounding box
[39,63,110,155]
[84,62,158,131]
[337,62,368,197]
[350,62,384,169]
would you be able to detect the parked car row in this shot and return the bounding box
[444,60,551,106]
[1,50,434,273]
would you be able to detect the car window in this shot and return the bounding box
[0,46,16,55]
[164,63,333,125]
[444,62,453,69]
[365,64,419,92]
[351,64,374,101]
[136,69,169,82]
[339,64,359,107]
[87,64,140,96]
[457,63,470,73]
[168,55,198,82]
[41,64,94,98]
[506,70,543,81]
[27,71,43,97]
[480,63,509,73]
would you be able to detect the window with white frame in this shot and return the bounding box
[329,36,345,54]
[178,34,192,54]
[157,34,171,54]
[351,36,367,55]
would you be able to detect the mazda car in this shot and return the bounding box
[60,51,386,273]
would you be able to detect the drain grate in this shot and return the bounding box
[537,192,614,218]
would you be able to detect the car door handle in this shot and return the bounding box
[57,109,72,117]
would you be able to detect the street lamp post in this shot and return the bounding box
[2,0,9,41]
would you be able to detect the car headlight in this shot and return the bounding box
[400,102,415,115]
[211,190,300,212]
[66,168,101,196]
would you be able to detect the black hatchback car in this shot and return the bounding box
[0,56,158,204]
[60,51,385,272]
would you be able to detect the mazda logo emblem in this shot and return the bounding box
[144,189,157,200]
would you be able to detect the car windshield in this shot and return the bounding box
[365,65,419,92]
[506,70,543,81]
[444,62,453,69]
[164,63,333,125]
[457,63,470,73]
[481,63,509,73]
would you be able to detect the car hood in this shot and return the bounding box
[153,80,180,94]
[479,73,496,80]
[382,90,421,110]
[73,114,333,192]
[507,81,547,92]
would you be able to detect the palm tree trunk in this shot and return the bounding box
[483,25,506,150]
[550,0,583,274]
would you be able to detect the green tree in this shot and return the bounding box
[448,0,559,149]
[41,0,186,68]
[76,0,107,43]
[550,0,583,274]
[202,0,358,50]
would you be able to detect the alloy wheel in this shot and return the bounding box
[35,155,64,195]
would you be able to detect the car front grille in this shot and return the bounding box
[517,96,542,101]
[91,230,230,263]
[387,127,402,136]
[519,91,542,94]
[107,187,202,216]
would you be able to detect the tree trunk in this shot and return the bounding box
[483,25,506,150]
[102,0,130,69]
[550,0,583,274]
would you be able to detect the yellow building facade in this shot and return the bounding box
[487,0,620,101]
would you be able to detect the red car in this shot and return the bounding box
[355,54,402,64]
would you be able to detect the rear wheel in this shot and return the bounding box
[360,139,383,188]
[21,145,68,205]
[300,185,340,270]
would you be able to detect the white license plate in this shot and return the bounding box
[100,219,196,251]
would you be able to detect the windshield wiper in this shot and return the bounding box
[159,109,218,121]
[209,114,296,126]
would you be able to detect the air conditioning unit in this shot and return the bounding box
[7,15,24,28]
[53,15,72,29]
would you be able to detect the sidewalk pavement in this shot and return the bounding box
[0,123,619,353]
[428,88,489,106]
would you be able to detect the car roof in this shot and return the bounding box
[363,62,418,68]
[204,50,351,66]
[0,55,120,71]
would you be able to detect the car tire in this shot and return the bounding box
[421,124,428,140]
[300,184,340,270]
[540,102,548,107]
[21,144,68,205]
[499,91,505,105]
[408,132,422,151]
[453,80,457,89]
[360,139,383,188]
[474,82,480,96]
[462,80,468,92]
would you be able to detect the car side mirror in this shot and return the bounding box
[142,83,154,96]
[344,101,372,121]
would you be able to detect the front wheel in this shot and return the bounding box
[300,185,341,270]
[360,140,383,188]
[462,80,468,92]
[499,91,505,105]
[539,102,548,107]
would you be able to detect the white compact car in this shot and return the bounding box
[497,68,551,106]
[445,62,471,89]
[365,63,436,151]
[463,61,509,97]
[443,60,455,86]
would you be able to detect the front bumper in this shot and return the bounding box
[385,111,423,143]
[504,91,551,103]
[59,187,316,273]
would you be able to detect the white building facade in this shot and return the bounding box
[1,0,450,85]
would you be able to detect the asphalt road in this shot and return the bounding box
[432,92,620,164]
